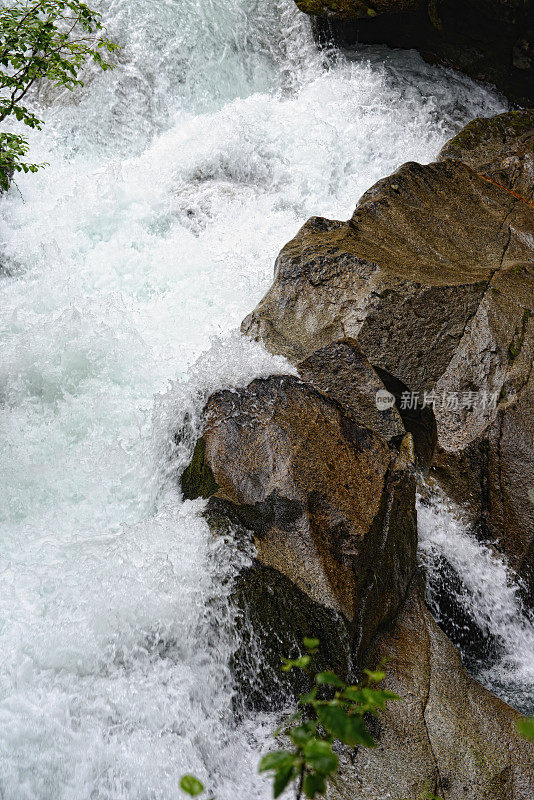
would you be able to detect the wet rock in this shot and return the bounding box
[297,338,437,469]
[302,1,534,106]
[430,259,534,597]
[182,370,417,681]
[373,364,437,471]
[296,338,406,443]
[439,109,534,201]
[242,158,532,386]
[330,585,534,800]
[243,154,534,596]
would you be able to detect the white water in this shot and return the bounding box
[0,0,509,797]
[419,492,534,715]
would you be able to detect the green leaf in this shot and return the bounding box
[315,671,344,688]
[273,761,295,798]
[259,750,294,773]
[344,714,376,748]
[347,687,399,712]
[363,669,386,683]
[303,771,327,798]
[180,775,204,796]
[290,721,317,747]
[316,704,350,741]
[303,637,320,651]
[298,686,318,705]
[516,716,534,742]
[340,687,364,703]
[303,739,338,776]
[317,704,376,748]
[282,655,310,672]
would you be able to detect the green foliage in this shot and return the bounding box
[259,638,399,799]
[180,638,398,800]
[0,0,118,188]
[180,776,205,797]
[515,715,534,742]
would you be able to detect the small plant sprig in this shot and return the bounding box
[179,775,213,799]
[258,637,398,799]
[180,637,398,800]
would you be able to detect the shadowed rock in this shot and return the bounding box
[182,369,417,682]
[296,338,405,443]
[298,1,534,106]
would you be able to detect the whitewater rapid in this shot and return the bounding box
[0,0,517,797]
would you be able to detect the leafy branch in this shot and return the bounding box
[0,0,118,188]
[181,637,399,799]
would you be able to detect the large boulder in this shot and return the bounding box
[330,584,534,800]
[182,344,418,700]
[299,1,534,106]
[438,109,534,202]
[242,153,534,594]
[242,158,533,378]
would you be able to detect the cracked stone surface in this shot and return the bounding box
[182,371,417,655]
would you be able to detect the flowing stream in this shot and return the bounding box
[419,491,534,716]
[0,0,522,797]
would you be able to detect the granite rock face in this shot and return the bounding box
[179,113,534,795]
[242,135,534,596]
[183,364,417,653]
[181,340,422,705]
[439,109,534,202]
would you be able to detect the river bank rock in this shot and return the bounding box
[242,158,533,378]
[438,109,534,201]
[297,1,534,106]
[182,349,418,697]
[330,584,534,800]
[242,146,534,597]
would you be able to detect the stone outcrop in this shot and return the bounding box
[242,128,534,596]
[182,341,418,697]
[179,113,534,795]
[297,1,534,106]
[439,109,534,202]
[297,338,406,444]
[330,585,534,800]
[242,158,533,377]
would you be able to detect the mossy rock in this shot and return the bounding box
[181,437,218,499]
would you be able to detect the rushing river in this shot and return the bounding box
[0,0,525,797]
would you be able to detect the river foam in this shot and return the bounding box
[0,0,509,797]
